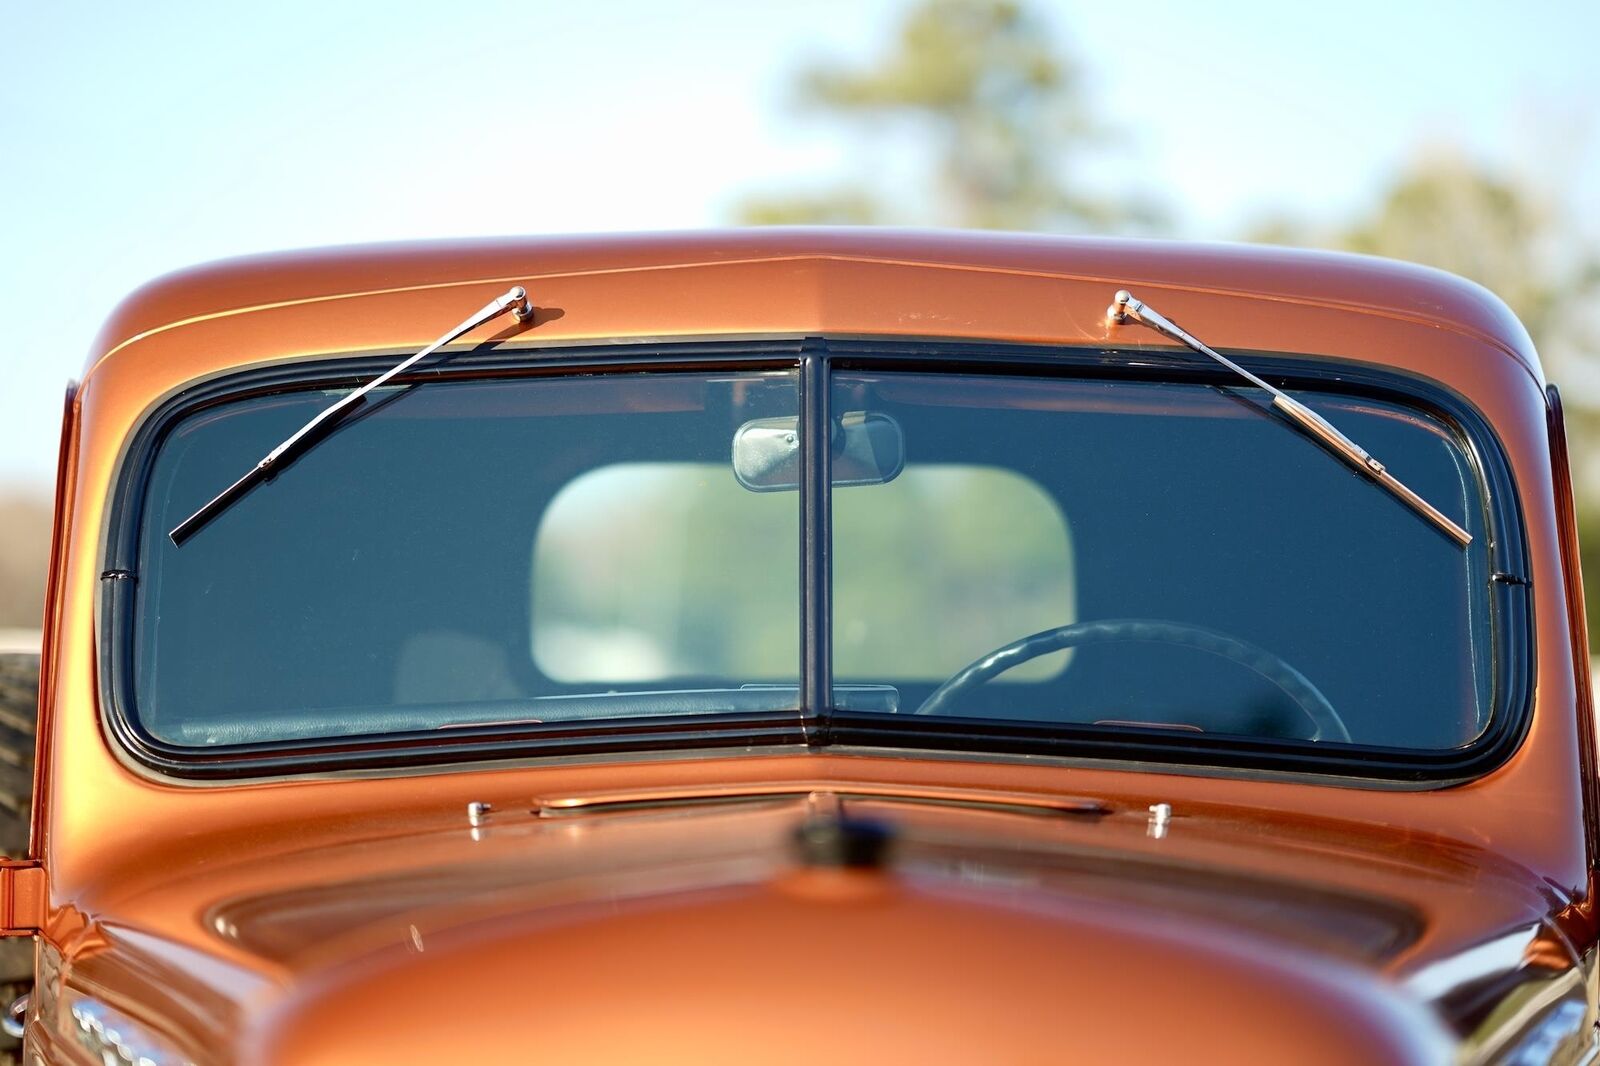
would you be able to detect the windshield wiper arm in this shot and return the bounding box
[170,285,533,546]
[1107,289,1470,547]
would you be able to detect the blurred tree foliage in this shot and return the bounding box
[735,0,1160,232]
[1250,155,1598,380]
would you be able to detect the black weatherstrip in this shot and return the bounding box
[798,338,832,742]
[99,335,1532,784]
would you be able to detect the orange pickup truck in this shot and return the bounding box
[4,230,1595,1064]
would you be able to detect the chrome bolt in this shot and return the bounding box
[509,285,534,322]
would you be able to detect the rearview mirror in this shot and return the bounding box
[733,411,905,492]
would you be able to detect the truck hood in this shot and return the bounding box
[250,857,1450,1065]
[56,780,1574,1064]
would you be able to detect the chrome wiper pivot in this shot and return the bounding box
[170,285,533,546]
[1107,289,1470,547]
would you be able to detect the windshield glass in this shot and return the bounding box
[128,359,1493,759]
[828,371,1488,747]
[135,372,803,746]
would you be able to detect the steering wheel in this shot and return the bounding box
[913,618,1350,743]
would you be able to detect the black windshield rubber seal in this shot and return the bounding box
[99,335,1531,784]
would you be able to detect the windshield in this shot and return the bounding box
[126,357,1496,765]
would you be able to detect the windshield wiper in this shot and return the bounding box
[170,285,533,546]
[1107,289,1471,547]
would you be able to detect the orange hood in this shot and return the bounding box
[59,778,1563,1064]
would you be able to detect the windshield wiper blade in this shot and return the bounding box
[170,284,533,546]
[1106,289,1471,547]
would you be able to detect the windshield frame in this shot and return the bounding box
[98,335,1531,784]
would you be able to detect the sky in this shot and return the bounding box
[2,0,1597,491]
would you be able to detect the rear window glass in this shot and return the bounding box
[533,463,1074,684]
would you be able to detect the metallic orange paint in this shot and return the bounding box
[18,231,1595,1063]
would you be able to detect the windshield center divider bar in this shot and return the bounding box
[798,338,832,740]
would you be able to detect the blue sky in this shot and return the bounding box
[2,0,1596,489]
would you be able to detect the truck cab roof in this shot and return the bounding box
[85,229,1542,386]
